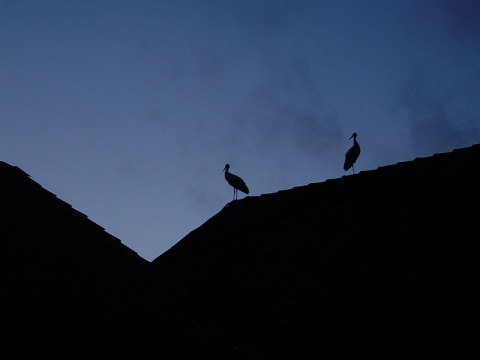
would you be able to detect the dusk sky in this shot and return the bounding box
[2,0,479,261]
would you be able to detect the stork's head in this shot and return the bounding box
[223,164,230,172]
[349,132,357,140]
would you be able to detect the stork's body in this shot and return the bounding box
[344,132,361,174]
[223,164,249,200]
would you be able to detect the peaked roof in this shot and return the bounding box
[0,161,265,358]
[3,143,479,359]
[152,144,480,359]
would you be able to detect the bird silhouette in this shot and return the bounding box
[344,132,361,174]
[223,164,249,200]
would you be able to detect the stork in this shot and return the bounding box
[223,164,249,200]
[344,132,361,174]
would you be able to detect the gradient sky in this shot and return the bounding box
[2,0,479,261]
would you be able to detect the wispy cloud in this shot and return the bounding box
[397,70,480,155]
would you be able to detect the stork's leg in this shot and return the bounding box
[352,165,355,174]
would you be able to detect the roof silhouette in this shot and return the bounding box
[2,143,480,359]
[153,143,480,359]
[0,161,264,359]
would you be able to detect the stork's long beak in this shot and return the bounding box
[349,134,353,139]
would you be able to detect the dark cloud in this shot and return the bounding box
[396,72,480,155]
[229,50,344,160]
[442,0,480,39]
[283,107,342,157]
[230,0,315,35]
[232,83,342,159]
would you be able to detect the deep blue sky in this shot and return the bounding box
[2,0,479,261]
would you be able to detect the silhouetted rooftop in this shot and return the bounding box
[0,161,264,359]
[2,143,480,359]
[153,143,480,359]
